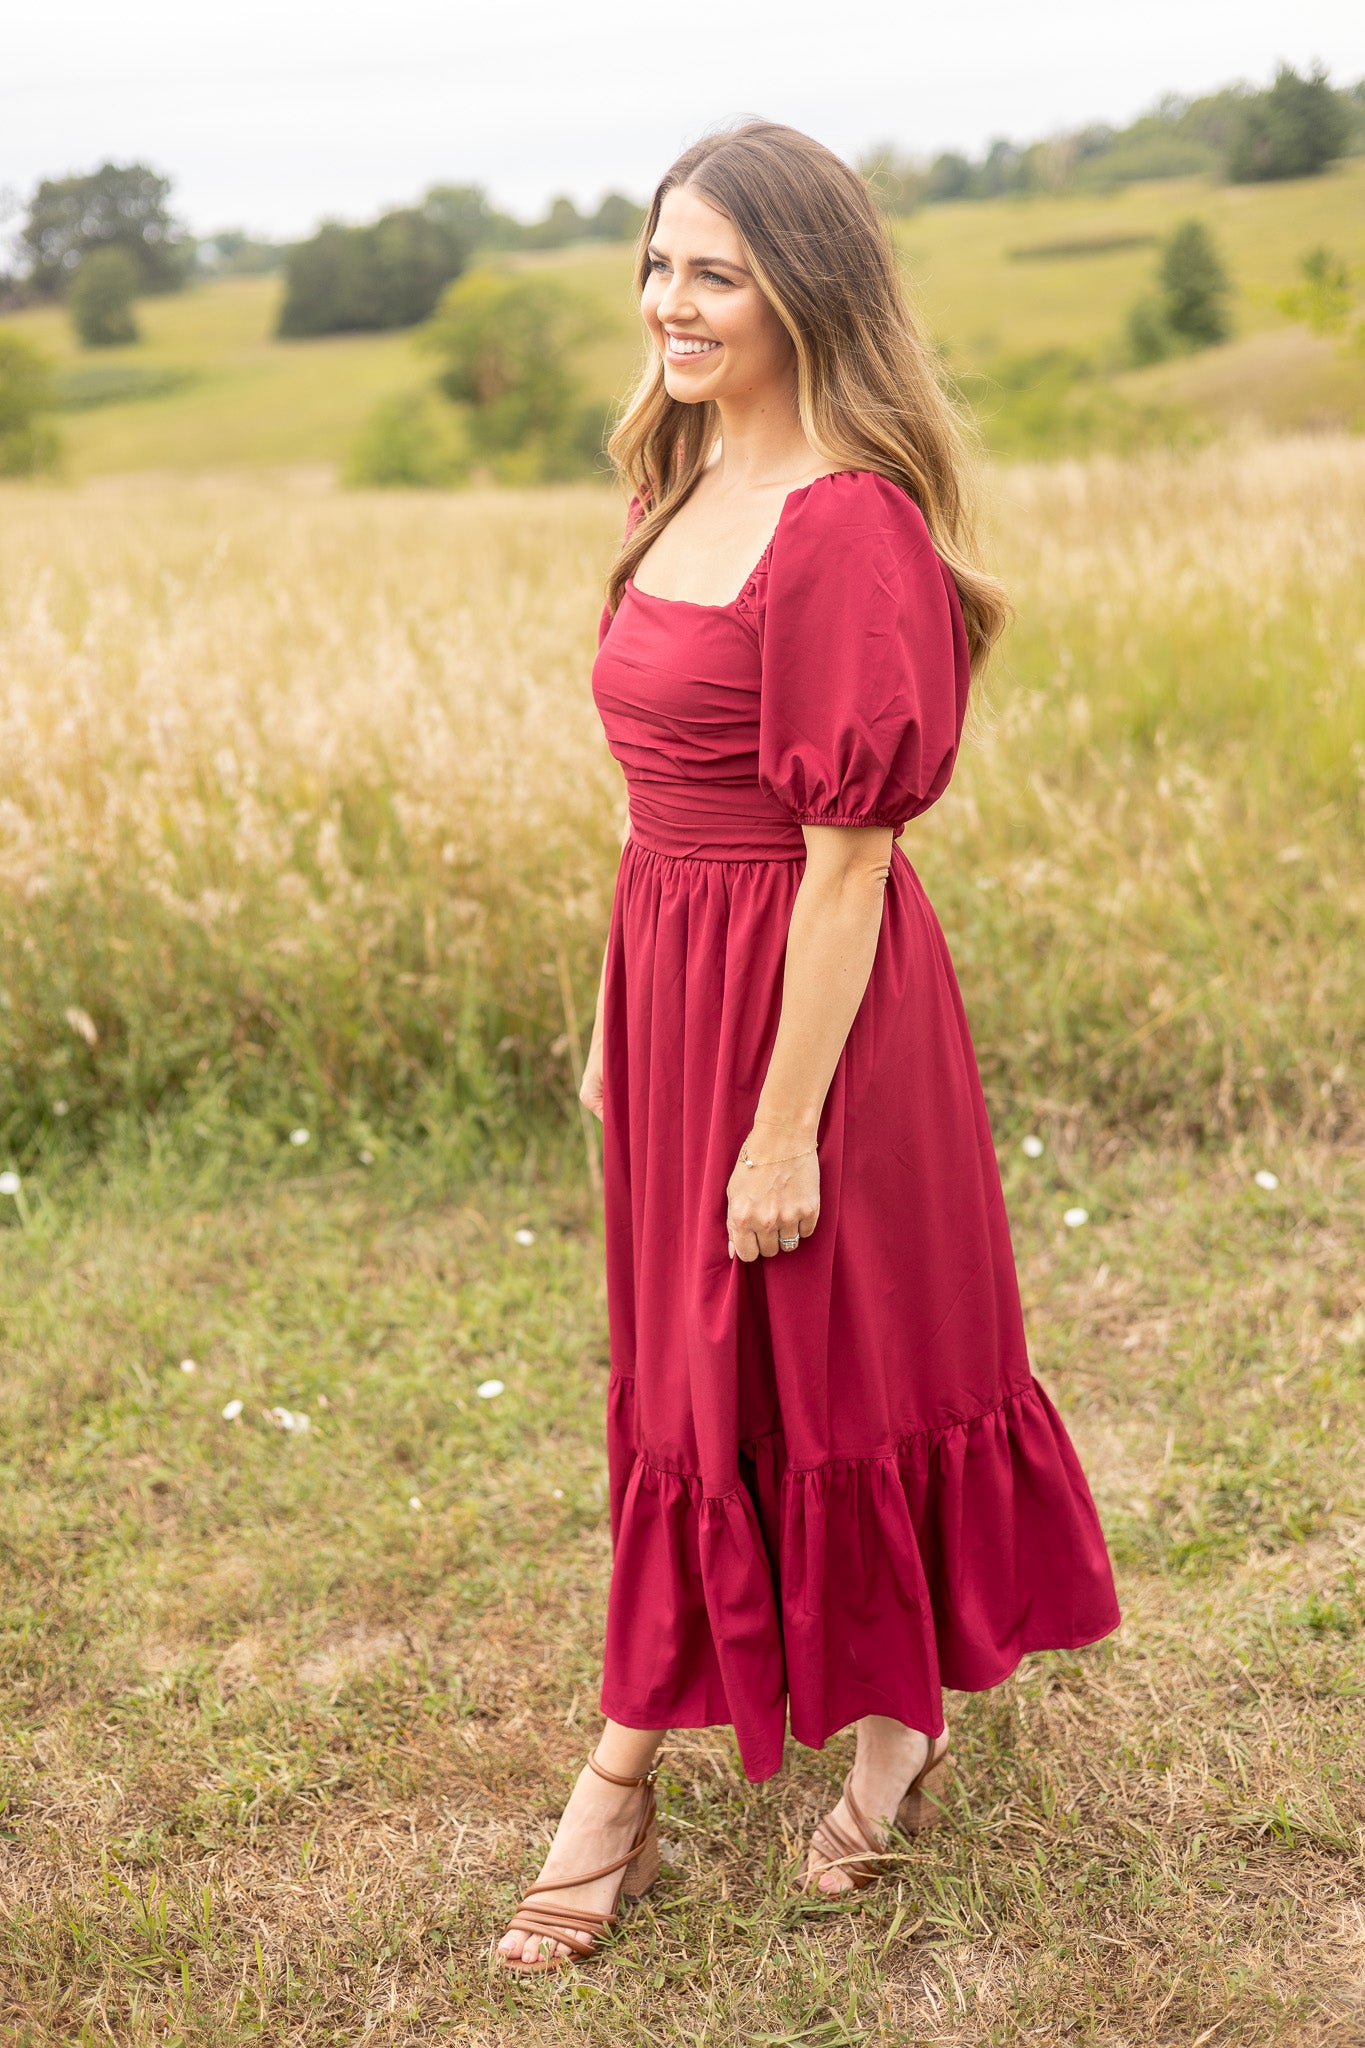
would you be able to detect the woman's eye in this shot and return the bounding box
[647,257,669,275]
[701,271,734,288]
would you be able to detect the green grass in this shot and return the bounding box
[0,1136,1360,2042]
[2,162,1363,478]
[5,279,435,476]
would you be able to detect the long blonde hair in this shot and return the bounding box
[606,121,1008,672]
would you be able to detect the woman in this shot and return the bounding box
[497,121,1119,1970]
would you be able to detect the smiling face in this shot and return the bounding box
[641,183,796,409]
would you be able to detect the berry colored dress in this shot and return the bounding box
[590,470,1118,1783]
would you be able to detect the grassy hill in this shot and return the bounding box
[4,160,1364,478]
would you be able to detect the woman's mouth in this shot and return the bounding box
[665,332,721,362]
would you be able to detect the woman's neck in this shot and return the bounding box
[710,382,818,493]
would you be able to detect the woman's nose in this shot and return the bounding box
[656,275,696,324]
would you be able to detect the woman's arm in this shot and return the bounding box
[725,823,894,1262]
[580,806,633,1122]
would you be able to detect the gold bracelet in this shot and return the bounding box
[739,1144,817,1169]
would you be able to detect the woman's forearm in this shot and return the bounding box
[751,826,894,1147]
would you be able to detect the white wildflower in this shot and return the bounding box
[269,1405,308,1430]
[0,1171,19,1196]
[179,1358,197,1374]
[359,1148,374,1165]
[476,1379,505,1400]
[64,1006,99,1047]
[408,1496,422,1511]
[1254,1169,1279,1191]
[1021,1135,1044,1158]
[53,1100,69,1117]
[552,1488,564,1499]
[289,1128,310,1147]
[1063,1207,1089,1228]
[221,1399,244,1421]
[513,1228,536,1246]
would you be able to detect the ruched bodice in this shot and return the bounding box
[593,583,805,860]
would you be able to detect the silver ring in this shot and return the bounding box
[778,1234,800,1251]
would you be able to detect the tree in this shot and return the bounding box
[1126,219,1231,363]
[421,269,606,481]
[69,247,140,346]
[277,208,468,337]
[589,193,645,242]
[1160,220,1231,346]
[924,153,974,202]
[20,163,191,296]
[0,331,61,474]
[422,184,523,251]
[524,197,589,251]
[1227,64,1352,182]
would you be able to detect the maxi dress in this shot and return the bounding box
[590,470,1119,1783]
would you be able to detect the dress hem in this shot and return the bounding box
[603,1371,1122,1782]
[599,1615,1120,1782]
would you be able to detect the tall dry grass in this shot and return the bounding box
[0,435,1362,1162]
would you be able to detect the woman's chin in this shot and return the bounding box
[663,366,721,405]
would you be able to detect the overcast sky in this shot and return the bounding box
[3,1,1364,240]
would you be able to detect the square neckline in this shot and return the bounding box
[625,469,870,613]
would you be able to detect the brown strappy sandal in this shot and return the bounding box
[803,1731,951,1894]
[497,1753,660,1972]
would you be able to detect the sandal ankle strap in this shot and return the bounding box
[587,1750,658,1789]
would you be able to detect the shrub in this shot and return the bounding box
[345,392,464,487]
[422,269,608,482]
[69,248,141,347]
[0,331,61,474]
[1126,296,1178,366]
[1228,64,1352,182]
[1276,247,1356,337]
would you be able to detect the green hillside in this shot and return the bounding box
[4,160,1363,477]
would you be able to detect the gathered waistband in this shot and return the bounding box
[624,778,807,862]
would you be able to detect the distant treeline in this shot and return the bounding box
[0,175,644,322]
[861,64,1365,211]
[271,187,644,338]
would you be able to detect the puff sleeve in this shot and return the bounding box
[757,471,971,831]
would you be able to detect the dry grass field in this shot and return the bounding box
[0,433,1362,2042]
[1,435,1362,1166]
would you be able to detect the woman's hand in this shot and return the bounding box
[580,1027,605,1121]
[726,1130,820,1262]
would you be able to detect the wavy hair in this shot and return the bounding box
[605,121,1008,672]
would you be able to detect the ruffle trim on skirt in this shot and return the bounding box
[600,1376,1120,1781]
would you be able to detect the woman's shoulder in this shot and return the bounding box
[776,468,933,562]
